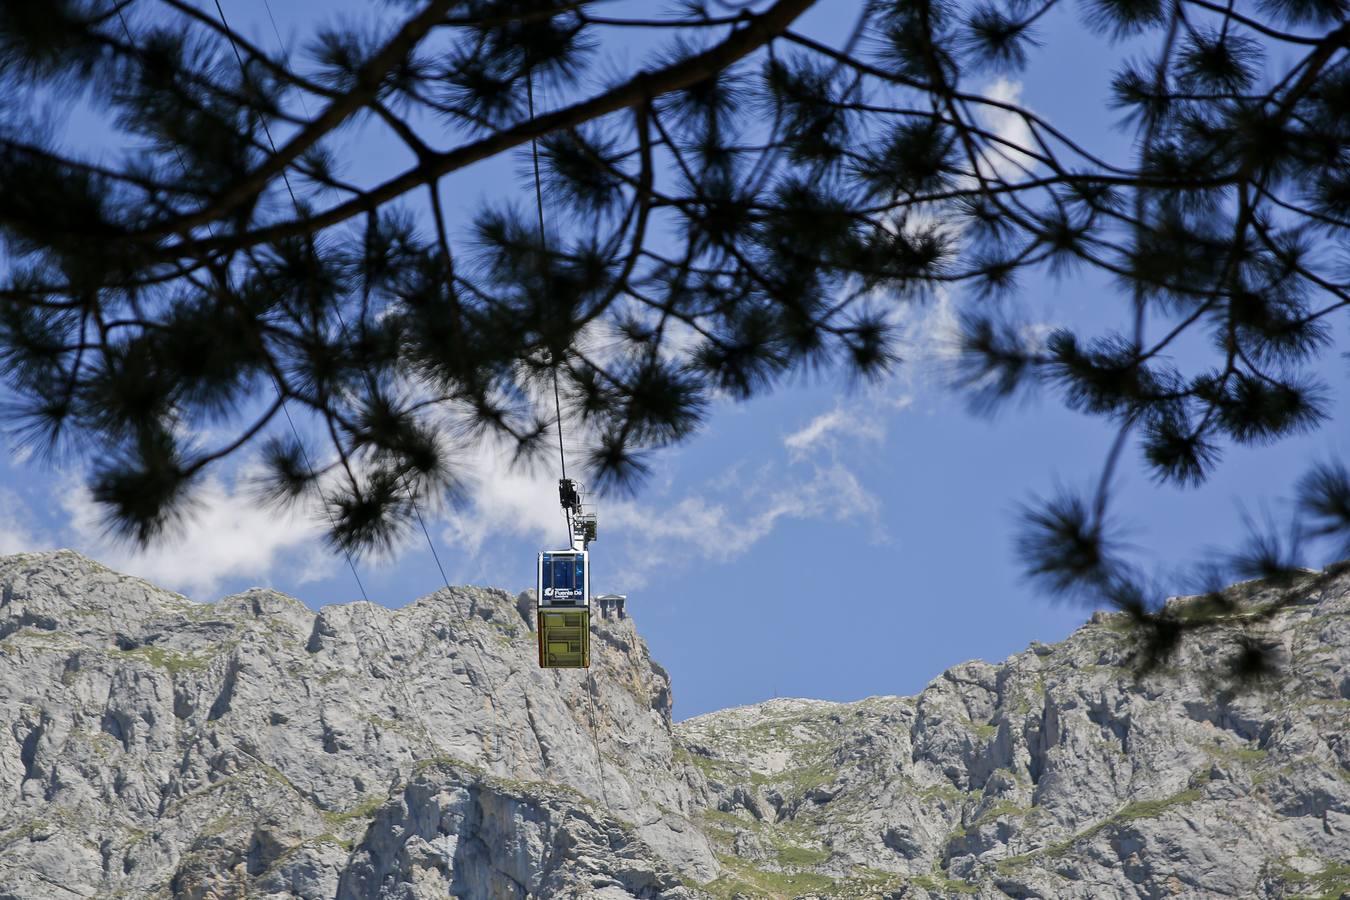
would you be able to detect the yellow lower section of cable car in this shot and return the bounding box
[537,609,590,668]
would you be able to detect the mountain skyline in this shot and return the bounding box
[1,549,1347,897]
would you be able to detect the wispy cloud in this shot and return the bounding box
[603,461,884,591]
[432,411,889,593]
[892,288,961,366]
[784,406,886,459]
[441,436,578,557]
[787,78,1051,453]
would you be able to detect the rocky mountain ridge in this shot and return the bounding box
[1,550,1347,898]
[677,569,1350,898]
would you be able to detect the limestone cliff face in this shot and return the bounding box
[0,550,710,899]
[0,550,1347,899]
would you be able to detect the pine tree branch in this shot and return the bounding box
[153,0,341,99]
[183,391,288,475]
[1177,0,1340,45]
[154,0,818,259]
[138,0,459,240]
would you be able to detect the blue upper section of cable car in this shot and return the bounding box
[539,550,587,605]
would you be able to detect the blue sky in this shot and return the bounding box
[2,0,1346,719]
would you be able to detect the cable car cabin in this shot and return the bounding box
[536,549,590,668]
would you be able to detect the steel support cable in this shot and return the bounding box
[586,668,613,812]
[528,72,578,549]
[211,0,447,759]
[255,0,456,593]
[528,68,612,813]
[215,0,517,772]
[112,4,370,605]
[108,2,392,800]
[552,369,568,483]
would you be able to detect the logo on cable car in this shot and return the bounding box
[544,587,581,599]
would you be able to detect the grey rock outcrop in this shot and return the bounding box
[2,549,1348,898]
[677,565,1350,898]
[0,550,709,898]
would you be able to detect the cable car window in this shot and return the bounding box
[553,557,573,592]
[575,556,585,588]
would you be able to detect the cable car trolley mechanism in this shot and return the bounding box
[536,478,598,668]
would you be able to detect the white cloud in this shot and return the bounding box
[784,407,885,459]
[893,287,961,365]
[441,436,577,557]
[0,528,33,557]
[860,77,1052,403]
[60,470,334,598]
[432,412,888,593]
[974,78,1040,182]
[775,289,956,468]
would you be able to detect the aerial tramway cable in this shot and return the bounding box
[211,0,519,771]
[106,3,395,785]
[528,72,578,548]
[111,5,370,606]
[256,0,455,596]
[527,69,612,811]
